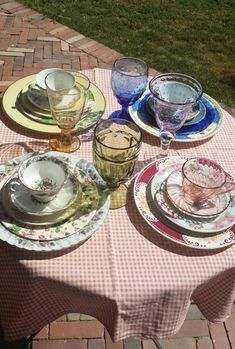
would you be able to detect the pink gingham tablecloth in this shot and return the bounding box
[0,68,234,341]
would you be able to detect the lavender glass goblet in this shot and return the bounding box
[110,57,148,121]
[149,73,203,157]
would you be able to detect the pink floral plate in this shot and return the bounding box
[165,169,231,218]
[134,156,235,249]
[0,152,110,251]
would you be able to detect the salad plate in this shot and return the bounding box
[129,91,223,142]
[165,169,231,218]
[134,156,235,249]
[2,74,105,134]
[0,152,110,250]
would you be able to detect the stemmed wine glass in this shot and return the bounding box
[110,57,148,121]
[149,73,203,157]
[93,118,142,209]
[45,70,90,153]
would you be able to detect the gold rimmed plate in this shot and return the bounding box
[2,74,106,134]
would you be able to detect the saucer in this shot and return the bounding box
[8,169,82,217]
[147,95,207,126]
[165,169,231,218]
[27,82,50,111]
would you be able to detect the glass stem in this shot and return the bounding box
[60,128,73,146]
[159,131,174,157]
[120,105,132,121]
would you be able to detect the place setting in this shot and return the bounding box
[0,151,110,251]
[2,68,106,135]
[128,75,223,143]
[129,70,235,249]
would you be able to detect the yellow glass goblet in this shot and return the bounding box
[45,70,90,153]
[93,118,142,209]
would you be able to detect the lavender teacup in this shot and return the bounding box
[9,154,69,203]
[182,157,235,206]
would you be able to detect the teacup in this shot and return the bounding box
[9,154,69,203]
[182,157,234,206]
[29,68,64,96]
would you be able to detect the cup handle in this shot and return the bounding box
[9,180,21,193]
[220,174,235,195]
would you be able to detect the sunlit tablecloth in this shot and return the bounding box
[0,68,234,341]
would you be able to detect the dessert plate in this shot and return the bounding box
[8,167,82,217]
[165,169,231,218]
[0,152,110,248]
[2,74,105,134]
[134,156,235,249]
[129,91,223,142]
[147,95,207,126]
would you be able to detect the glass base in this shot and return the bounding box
[109,110,133,122]
[110,184,128,209]
[49,136,80,153]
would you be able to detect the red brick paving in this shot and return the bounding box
[0,1,234,348]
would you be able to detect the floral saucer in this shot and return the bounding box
[165,169,231,218]
[134,156,235,249]
[8,168,82,217]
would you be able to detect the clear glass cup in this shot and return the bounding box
[45,70,90,153]
[93,118,142,209]
[110,57,148,121]
[149,73,202,157]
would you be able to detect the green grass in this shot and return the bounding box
[19,0,235,107]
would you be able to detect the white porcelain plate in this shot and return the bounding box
[0,152,110,250]
[134,156,235,249]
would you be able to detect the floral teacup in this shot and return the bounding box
[10,154,69,203]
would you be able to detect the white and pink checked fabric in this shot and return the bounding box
[0,68,234,341]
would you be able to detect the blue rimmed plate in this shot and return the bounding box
[129,91,223,142]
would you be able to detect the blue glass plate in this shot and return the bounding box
[129,91,223,142]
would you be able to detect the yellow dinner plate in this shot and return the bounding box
[2,74,106,134]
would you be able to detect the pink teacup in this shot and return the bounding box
[182,158,234,206]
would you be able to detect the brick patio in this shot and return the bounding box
[0,1,234,348]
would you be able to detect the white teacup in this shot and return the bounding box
[10,154,69,203]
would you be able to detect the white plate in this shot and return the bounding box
[0,152,110,250]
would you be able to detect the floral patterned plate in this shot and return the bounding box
[129,91,223,142]
[0,152,110,250]
[134,156,235,249]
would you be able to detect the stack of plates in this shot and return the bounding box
[0,151,110,251]
[129,90,223,143]
[2,74,105,134]
[134,156,235,250]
